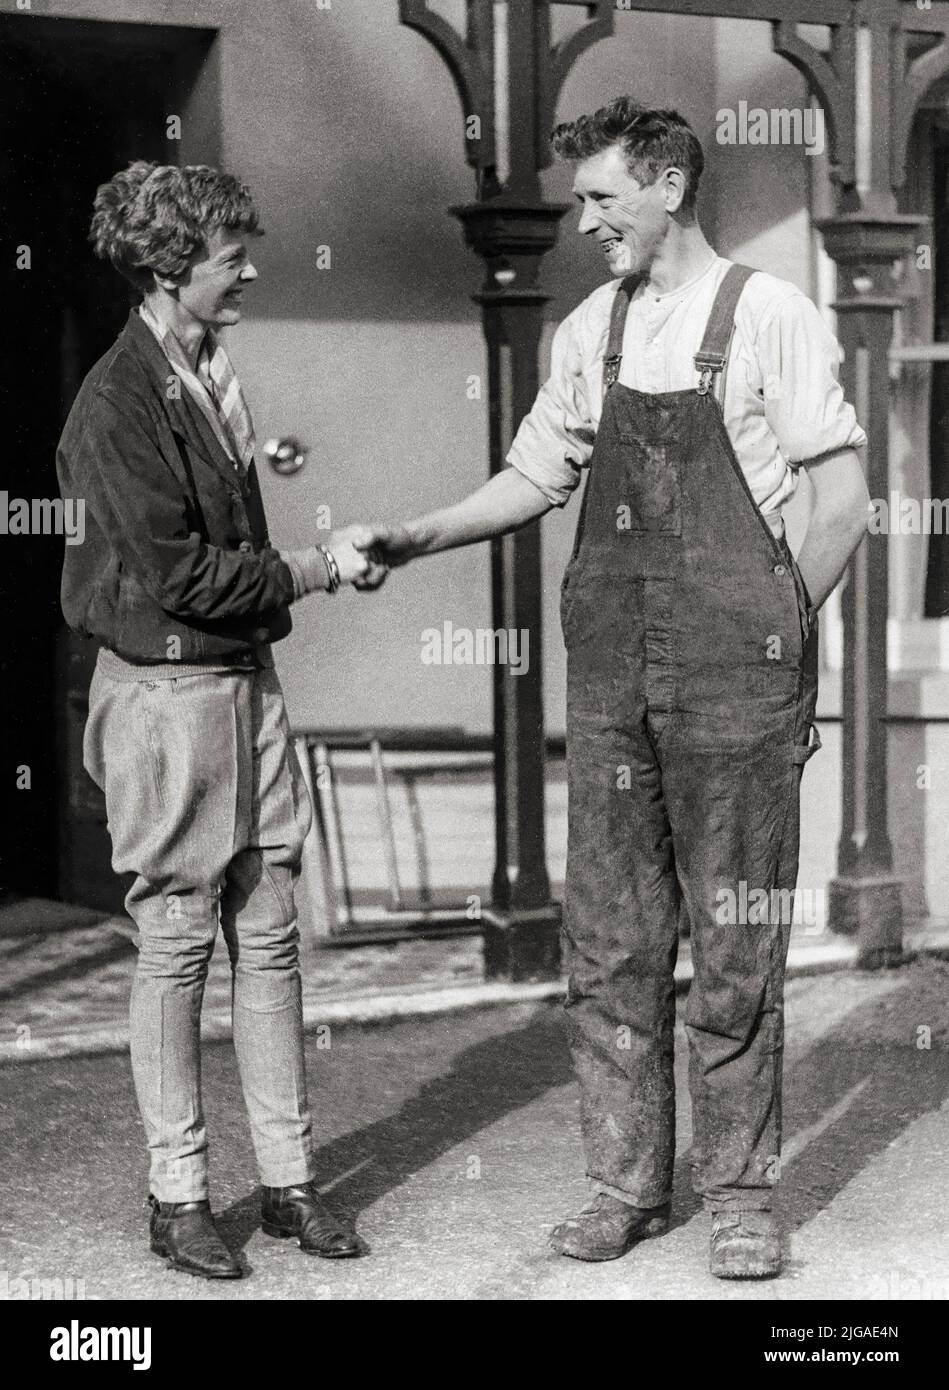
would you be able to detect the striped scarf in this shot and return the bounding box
[139,302,256,472]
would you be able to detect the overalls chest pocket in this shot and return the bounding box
[614,431,683,537]
[607,389,683,537]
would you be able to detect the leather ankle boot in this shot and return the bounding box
[261,1181,364,1258]
[549,1192,671,1261]
[709,1209,782,1279]
[148,1195,244,1279]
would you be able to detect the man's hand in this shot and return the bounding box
[353,524,416,569]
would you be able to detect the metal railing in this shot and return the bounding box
[291,728,507,945]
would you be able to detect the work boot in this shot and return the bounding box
[148,1195,244,1279]
[261,1180,364,1258]
[549,1192,671,1262]
[709,1209,781,1279]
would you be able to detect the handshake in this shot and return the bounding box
[287,523,415,597]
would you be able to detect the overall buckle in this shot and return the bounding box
[696,366,715,396]
[602,354,622,394]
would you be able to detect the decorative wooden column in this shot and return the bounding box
[452,197,566,979]
[399,1,614,980]
[766,0,949,963]
[817,215,925,965]
[789,0,949,964]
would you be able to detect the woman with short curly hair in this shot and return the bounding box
[57,160,384,1280]
[89,160,263,289]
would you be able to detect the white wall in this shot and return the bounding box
[14,0,825,737]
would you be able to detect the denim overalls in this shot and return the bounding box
[561,263,820,1212]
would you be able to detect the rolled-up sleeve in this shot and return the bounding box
[756,291,867,465]
[506,310,597,506]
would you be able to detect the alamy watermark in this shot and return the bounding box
[0,491,84,545]
[716,101,825,158]
[420,621,529,676]
[50,1321,150,1370]
[868,492,949,535]
[715,882,826,932]
[1,1269,86,1300]
[863,1270,949,1300]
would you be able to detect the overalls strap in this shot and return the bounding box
[693,262,755,395]
[601,274,642,397]
[601,264,755,399]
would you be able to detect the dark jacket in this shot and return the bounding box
[57,310,294,664]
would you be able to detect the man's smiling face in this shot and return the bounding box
[573,144,671,277]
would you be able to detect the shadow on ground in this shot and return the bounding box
[0,933,133,1007]
[781,958,949,1231]
[3,959,949,1297]
[215,959,949,1255]
[217,1003,574,1250]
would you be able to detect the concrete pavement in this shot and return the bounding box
[2,958,949,1300]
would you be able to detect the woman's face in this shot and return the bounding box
[171,226,258,329]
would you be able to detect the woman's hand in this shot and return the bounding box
[324,526,389,589]
[328,538,371,585]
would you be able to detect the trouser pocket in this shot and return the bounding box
[787,552,817,645]
[794,723,822,765]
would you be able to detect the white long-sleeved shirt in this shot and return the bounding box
[507,254,867,537]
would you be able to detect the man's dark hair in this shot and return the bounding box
[89,161,262,291]
[551,97,704,211]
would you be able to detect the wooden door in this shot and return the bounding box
[0,16,214,909]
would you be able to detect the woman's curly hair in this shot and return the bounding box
[89,161,262,290]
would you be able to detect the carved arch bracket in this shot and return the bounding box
[893,31,949,192]
[772,17,857,190]
[399,0,496,177]
[537,1,615,171]
[400,2,616,191]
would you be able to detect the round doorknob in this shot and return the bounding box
[263,436,308,474]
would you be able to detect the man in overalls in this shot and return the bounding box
[368,98,869,1277]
